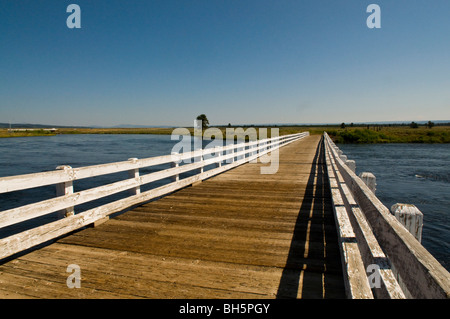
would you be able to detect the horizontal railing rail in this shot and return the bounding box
[323,136,373,299]
[0,133,300,194]
[324,132,450,299]
[324,136,405,299]
[0,132,309,260]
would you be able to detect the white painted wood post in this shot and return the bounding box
[359,172,376,194]
[55,165,74,218]
[230,144,235,163]
[251,142,257,159]
[391,203,424,243]
[171,152,179,182]
[198,151,204,174]
[238,144,244,161]
[127,158,140,195]
[215,146,222,168]
[345,160,356,173]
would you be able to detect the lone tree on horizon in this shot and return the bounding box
[196,114,209,130]
[410,121,419,129]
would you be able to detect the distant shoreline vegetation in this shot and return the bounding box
[1,123,450,143]
[326,123,450,144]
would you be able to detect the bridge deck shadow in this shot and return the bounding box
[277,136,345,298]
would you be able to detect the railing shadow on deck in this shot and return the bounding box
[276,136,345,299]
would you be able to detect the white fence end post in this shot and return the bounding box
[55,165,75,218]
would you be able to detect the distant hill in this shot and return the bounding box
[111,124,174,128]
[0,123,91,129]
[227,120,450,127]
[1,120,449,129]
[0,123,173,129]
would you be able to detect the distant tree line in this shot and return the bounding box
[338,121,443,130]
[407,121,434,129]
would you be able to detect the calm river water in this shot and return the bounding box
[0,134,448,270]
[338,143,449,271]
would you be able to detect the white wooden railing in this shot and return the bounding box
[323,133,404,299]
[324,132,450,299]
[0,132,309,260]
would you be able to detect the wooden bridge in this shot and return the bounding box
[0,132,449,299]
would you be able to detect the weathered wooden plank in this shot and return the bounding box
[63,217,340,260]
[333,206,356,239]
[0,169,69,194]
[342,242,374,299]
[0,177,141,228]
[378,267,407,299]
[349,205,405,298]
[120,206,336,230]
[339,183,357,207]
[3,242,342,299]
[0,267,141,299]
[350,207,385,259]
[330,187,344,206]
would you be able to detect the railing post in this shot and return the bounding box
[127,158,140,195]
[55,165,74,218]
[359,172,377,194]
[198,150,204,174]
[215,146,222,168]
[345,159,356,173]
[171,152,180,182]
[391,203,424,243]
[251,141,257,158]
[239,143,245,161]
[231,143,235,163]
[339,154,348,162]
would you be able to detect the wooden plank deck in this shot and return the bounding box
[0,135,345,299]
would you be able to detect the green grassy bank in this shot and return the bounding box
[325,126,450,143]
[2,125,450,143]
[0,129,57,138]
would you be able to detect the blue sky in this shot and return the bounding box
[1,0,449,127]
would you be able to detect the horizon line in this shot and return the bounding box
[1,119,450,129]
